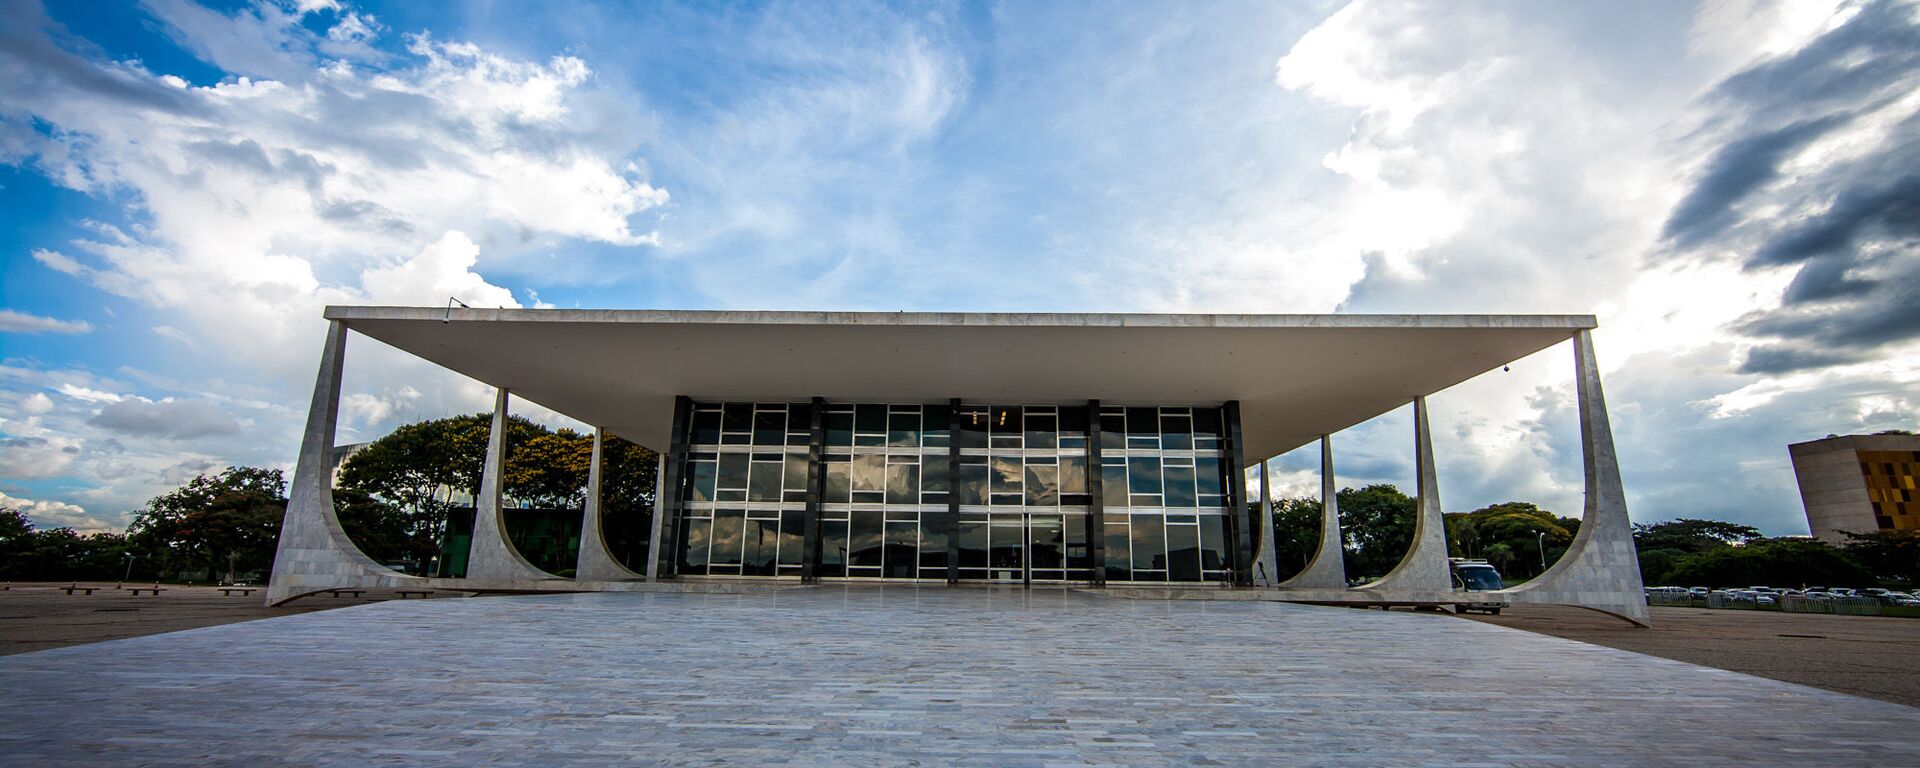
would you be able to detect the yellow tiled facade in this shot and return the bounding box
[1861,450,1920,531]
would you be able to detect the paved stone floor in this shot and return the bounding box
[2,587,1918,767]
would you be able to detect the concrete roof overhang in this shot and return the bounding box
[327,307,1593,460]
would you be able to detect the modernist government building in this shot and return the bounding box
[268,308,1647,624]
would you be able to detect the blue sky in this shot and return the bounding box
[2,0,1917,534]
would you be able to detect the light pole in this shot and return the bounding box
[1534,530,1548,574]
[119,552,136,588]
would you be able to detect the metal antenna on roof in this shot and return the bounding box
[444,296,471,323]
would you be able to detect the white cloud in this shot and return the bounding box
[359,230,520,308]
[150,325,197,348]
[55,384,123,404]
[5,4,665,382]
[341,385,419,429]
[29,249,85,276]
[0,2,666,532]
[0,434,82,480]
[20,392,54,415]
[0,490,107,534]
[0,309,92,334]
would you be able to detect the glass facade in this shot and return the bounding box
[672,400,1241,584]
[1095,405,1235,584]
[677,402,813,577]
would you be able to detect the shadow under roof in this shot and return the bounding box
[327,307,1594,461]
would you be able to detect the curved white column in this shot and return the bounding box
[464,387,558,581]
[1496,330,1649,626]
[1280,435,1348,589]
[1356,397,1452,592]
[1253,462,1280,586]
[265,321,426,605]
[575,428,645,580]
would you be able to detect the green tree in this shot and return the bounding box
[336,414,487,556]
[331,488,417,566]
[1444,502,1579,579]
[1338,484,1417,580]
[1482,542,1516,573]
[338,414,660,573]
[598,432,660,570]
[510,428,593,508]
[1840,529,1920,584]
[337,413,567,568]
[1664,538,1874,589]
[0,507,32,579]
[1633,518,1762,554]
[1632,518,1763,586]
[1637,548,1685,586]
[1268,497,1323,581]
[127,466,287,581]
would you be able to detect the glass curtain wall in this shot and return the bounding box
[817,403,953,579]
[677,402,812,577]
[675,400,1233,584]
[952,405,1095,582]
[1098,406,1233,584]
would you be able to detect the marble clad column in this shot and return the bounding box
[574,428,644,581]
[265,321,425,605]
[644,452,668,581]
[1253,461,1280,587]
[1496,330,1650,626]
[1357,397,1452,592]
[1279,435,1348,589]
[463,388,556,581]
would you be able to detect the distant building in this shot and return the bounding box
[1790,433,1920,543]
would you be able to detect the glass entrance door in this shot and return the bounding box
[1028,514,1065,582]
[988,514,1025,582]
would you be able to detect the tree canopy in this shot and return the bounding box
[1444,502,1579,580]
[334,414,658,572]
[124,466,288,582]
[1664,537,1875,588]
[1634,518,1763,554]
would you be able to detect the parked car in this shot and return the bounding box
[1862,588,1891,597]
[1875,592,1918,606]
[1450,559,1507,615]
[1829,588,1858,597]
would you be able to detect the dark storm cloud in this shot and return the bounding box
[1736,343,1871,375]
[1660,116,1849,248]
[1661,0,1920,373]
[1751,170,1920,268]
[1711,0,1920,117]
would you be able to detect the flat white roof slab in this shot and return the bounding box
[330,307,1592,457]
[4,589,1917,766]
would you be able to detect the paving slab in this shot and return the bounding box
[2,586,1917,767]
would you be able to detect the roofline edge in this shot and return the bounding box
[322,306,1600,330]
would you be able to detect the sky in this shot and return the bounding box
[1,0,1916,536]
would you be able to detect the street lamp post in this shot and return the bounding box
[119,552,136,588]
[1534,530,1548,574]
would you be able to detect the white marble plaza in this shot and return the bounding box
[3,587,1917,766]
